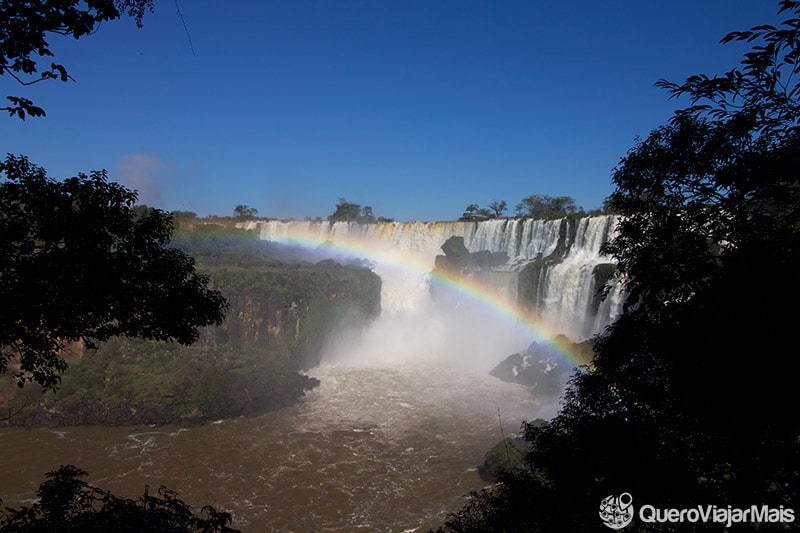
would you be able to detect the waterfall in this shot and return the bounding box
[248,215,623,345]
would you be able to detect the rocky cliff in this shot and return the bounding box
[1,227,382,427]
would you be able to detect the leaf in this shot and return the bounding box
[51,63,68,81]
[752,24,778,32]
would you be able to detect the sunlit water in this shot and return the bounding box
[0,363,542,532]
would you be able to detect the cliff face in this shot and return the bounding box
[1,262,382,427]
[254,215,624,341]
[203,264,381,369]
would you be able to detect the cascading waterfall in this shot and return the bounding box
[247,215,623,366]
[0,216,628,533]
[522,216,625,340]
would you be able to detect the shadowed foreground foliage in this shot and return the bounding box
[1,224,381,426]
[437,2,800,531]
[0,155,228,390]
[0,465,239,532]
[1,0,153,119]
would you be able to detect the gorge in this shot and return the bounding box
[1,214,624,531]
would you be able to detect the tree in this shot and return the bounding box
[233,204,257,219]
[360,205,375,223]
[0,0,153,119]
[458,203,491,221]
[327,198,379,223]
[588,4,800,510]
[487,200,507,218]
[0,155,228,390]
[0,465,239,532]
[514,194,580,219]
[439,2,800,530]
[171,210,198,228]
[328,198,361,222]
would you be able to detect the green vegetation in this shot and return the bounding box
[487,200,508,218]
[459,195,607,221]
[515,194,579,219]
[459,201,509,221]
[232,204,258,219]
[478,437,526,483]
[438,2,800,531]
[0,465,239,532]
[0,156,227,390]
[327,198,390,223]
[3,338,317,426]
[1,222,381,426]
[169,224,285,267]
[458,203,492,221]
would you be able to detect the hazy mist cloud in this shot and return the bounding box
[117,153,165,206]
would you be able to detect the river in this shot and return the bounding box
[0,362,544,532]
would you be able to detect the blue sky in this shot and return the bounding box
[0,1,785,221]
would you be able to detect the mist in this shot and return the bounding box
[317,245,573,421]
[322,269,531,373]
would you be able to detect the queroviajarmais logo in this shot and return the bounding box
[599,492,634,529]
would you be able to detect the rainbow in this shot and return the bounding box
[251,222,593,368]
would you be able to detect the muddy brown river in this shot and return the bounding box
[0,363,542,532]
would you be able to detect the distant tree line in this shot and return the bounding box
[174,197,611,226]
[233,204,258,219]
[459,194,611,221]
[328,198,394,223]
[170,200,398,226]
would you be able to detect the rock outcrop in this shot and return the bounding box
[2,260,382,427]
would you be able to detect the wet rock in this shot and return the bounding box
[489,342,571,397]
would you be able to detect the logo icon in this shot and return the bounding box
[599,492,634,529]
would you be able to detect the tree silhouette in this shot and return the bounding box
[0,0,153,119]
[488,200,507,218]
[0,465,240,532]
[458,203,491,221]
[328,198,362,221]
[438,2,800,530]
[0,155,228,390]
[328,198,378,223]
[514,194,579,219]
[233,204,258,219]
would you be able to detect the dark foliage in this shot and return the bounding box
[514,194,580,219]
[0,0,153,119]
[487,200,508,218]
[461,196,606,221]
[232,204,258,219]
[1,219,380,426]
[0,155,228,390]
[0,465,239,532]
[459,203,492,221]
[328,198,377,223]
[438,1,800,531]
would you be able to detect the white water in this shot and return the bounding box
[247,215,623,348]
[0,365,536,532]
[0,216,624,532]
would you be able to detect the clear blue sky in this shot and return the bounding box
[0,1,785,221]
